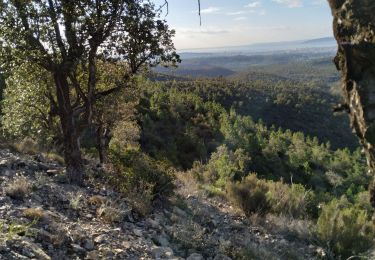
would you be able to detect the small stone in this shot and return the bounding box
[152,233,170,247]
[151,246,174,259]
[0,159,8,167]
[133,229,143,237]
[46,169,59,176]
[173,206,187,217]
[71,244,86,255]
[86,250,100,260]
[316,247,326,258]
[214,254,232,260]
[84,239,95,251]
[151,247,163,259]
[94,234,107,244]
[122,241,131,249]
[147,218,160,229]
[187,253,204,260]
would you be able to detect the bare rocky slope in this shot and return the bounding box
[0,148,325,259]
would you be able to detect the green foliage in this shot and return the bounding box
[1,63,58,145]
[225,173,313,219]
[226,174,270,216]
[108,145,175,199]
[139,84,224,168]
[139,79,369,202]
[0,219,38,240]
[11,138,40,155]
[159,76,357,150]
[202,145,250,188]
[267,182,310,218]
[0,72,4,116]
[316,197,375,258]
[0,0,180,182]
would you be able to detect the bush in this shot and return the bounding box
[126,182,154,217]
[109,146,175,199]
[23,208,46,220]
[316,197,375,258]
[12,138,39,155]
[96,199,126,224]
[226,173,313,219]
[226,174,270,216]
[196,145,250,188]
[304,191,333,219]
[5,176,32,200]
[267,182,310,218]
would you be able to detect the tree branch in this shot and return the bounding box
[94,74,131,99]
[13,0,54,69]
[47,0,68,60]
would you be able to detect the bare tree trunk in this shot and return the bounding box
[96,124,105,164]
[329,0,375,205]
[54,71,84,185]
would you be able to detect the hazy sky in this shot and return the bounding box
[153,0,333,50]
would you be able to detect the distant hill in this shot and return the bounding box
[155,51,337,79]
[178,37,337,58]
[302,37,336,45]
[155,65,235,78]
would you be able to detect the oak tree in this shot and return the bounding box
[0,0,178,184]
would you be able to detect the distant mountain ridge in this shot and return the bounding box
[179,37,337,57]
[302,37,336,45]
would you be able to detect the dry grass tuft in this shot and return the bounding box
[5,176,32,200]
[88,195,106,207]
[226,174,270,216]
[23,208,46,220]
[67,192,83,210]
[96,200,126,223]
[126,182,153,217]
[12,138,39,155]
[43,152,65,165]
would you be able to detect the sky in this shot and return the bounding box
[153,0,333,50]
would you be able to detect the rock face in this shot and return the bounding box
[329,0,375,206]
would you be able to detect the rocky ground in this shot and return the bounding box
[0,148,325,259]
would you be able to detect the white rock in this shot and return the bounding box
[94,234,107,244]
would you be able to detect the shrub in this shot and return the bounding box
[109,146,175,199]
[12,138,39,155]
[304,191,333,219]
[23,208,45,220]
[126,181,153,217]
[68,192,83,210]
[267,182,310,218]
[316,197,375,258]
[43,152,65,165]
[96,200,126,224]
[5,176,32,200]
[195,145,250,188]
[88,195,106,207]
[226,174,270,216]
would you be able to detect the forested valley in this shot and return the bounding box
[0,1,374,259]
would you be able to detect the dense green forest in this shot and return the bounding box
[152,55,358,150]
[116,78,374,258]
